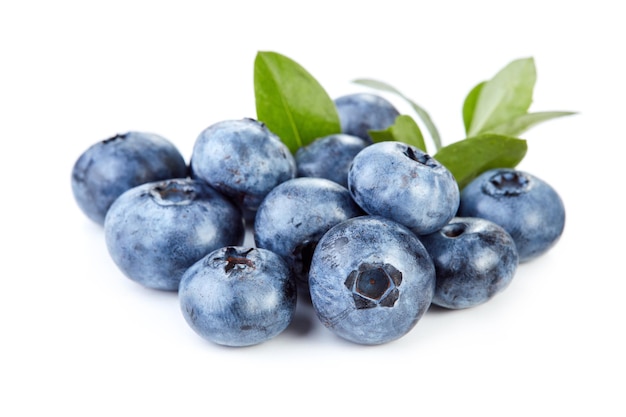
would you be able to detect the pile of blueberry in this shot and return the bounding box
[71,92,566,347]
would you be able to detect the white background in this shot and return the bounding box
[2,1,624,415]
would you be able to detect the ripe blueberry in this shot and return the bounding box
[308,215,435,345]
[190,118,296,215]
[334,93,400,143]
[71,131,187,225]
[179,246,297,347]
[421,217,519,309]
[348,141,459,235]
[295,133,368,188]
[254,177,364,295]
[458,168,566,262]
[104,178,245,291]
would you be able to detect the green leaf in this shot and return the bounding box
[353,78,442,151]
[481,111,577,137]
[467,57,536,137]
[369,115,427,152]
[254,51,341,153]
[434,134,527,189]
[462,81,485,135]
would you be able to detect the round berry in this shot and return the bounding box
[348,141,459,235]
[190,118,296,214]
[104,178,244,291]
[295,133,368,188]
[179,246,297,347]
[71,131,187,225]
[458,168,565,262]
[309,216,435,345]
[254,177,364,295]
[421,217,519,309]
[334,93,400,143]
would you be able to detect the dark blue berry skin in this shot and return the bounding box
[308,215,436,345]
[458,168,566,262]
[295,133,368,188]
[334,93,400,144]
[179,246,297,347]
[420,217,519,309]
[190,118,296,214]
[254,177,364,294]
[104,178,245,291]
[71,131,187,226]
[348,141,460,235]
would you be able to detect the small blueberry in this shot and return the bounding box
[458,168,566,262]
[348,141,460,235]
[179,246,297,347]
[295,133,368,188]
[254,177,364,295]
[308,215,435,345]
[421,217,519,309]
[190,118,296,215]
[334,93,400,143]
[71,131,187,225]
[104,178,245,291]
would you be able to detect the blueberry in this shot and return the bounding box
[348,141,460,235]
[334,93,400,143]
[71,131,187,225]
[190,118,296,214]
[308,215,435,345]
[295,133,368,188]
[179,246,297,347]
[254,177,364,295]
[104,178,245,291]
[458,168,566,262]
[420,217,519,309]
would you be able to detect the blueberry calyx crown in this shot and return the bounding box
[244,117,266,129]
[441,222,467,238]
[344,263,402,309]
[216,247,256,274]
[102,133,127,144]
[403,146,438,168]
[149,180,196,206]
[484,170,531,197]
